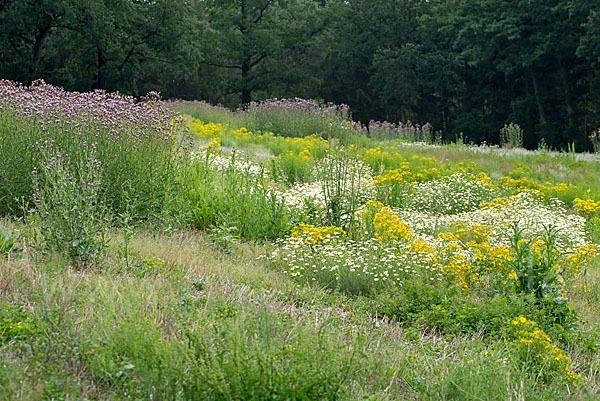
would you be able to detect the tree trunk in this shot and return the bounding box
[31,23,52,79]
[531,72,547,125]
[241,60,251,104]
[96,45,106,90]
[558,63,575,127]
[239,0,251,104]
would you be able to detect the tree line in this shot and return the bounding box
[1,0,599,149]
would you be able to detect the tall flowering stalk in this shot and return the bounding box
[32,142,107,267]
[0,79,189,219]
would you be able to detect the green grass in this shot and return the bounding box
[1,227,599,400]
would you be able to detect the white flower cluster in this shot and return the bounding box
[404,173,499,214]
[277,236,442,287]
[190,148,264,178]
[276,189,590,290]
[394,192,588,250]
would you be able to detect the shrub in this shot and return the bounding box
[500,123,524,149]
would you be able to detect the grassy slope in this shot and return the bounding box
[2,106,600,399]
[1,225,599,400]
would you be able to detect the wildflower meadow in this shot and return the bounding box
[1,82,600,399]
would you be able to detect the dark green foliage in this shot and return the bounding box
[375,277,580,343]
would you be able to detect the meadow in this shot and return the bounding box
[1,81,600,400]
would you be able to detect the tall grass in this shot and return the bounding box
[0,80,188,220]
[243,98,355,140]
[1,231,597,399]
[165,99,246,129]
[185,150,290,241]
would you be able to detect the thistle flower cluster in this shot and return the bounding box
[244,98,351,121]
[0,79,189,219]
[367,119,434,143]
[0,79,186,144]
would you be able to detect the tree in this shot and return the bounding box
[0,0,199,95]
[200,0,326,104]
[0,0,69,82]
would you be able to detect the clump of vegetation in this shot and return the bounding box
[0,225,19,256]
[500,123,524,149]
[243,98,353,140]
[0,80,188,220]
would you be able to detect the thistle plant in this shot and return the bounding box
[32,142,108,267]
[316,145,373,229]
[0,79,189,220]
[500,123,524,149]
[368,120,434,143]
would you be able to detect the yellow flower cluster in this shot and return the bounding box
[407,237,437,262]
[372,206,413,243]
[357,201,413,243]
[507,316,582,383]
[290,222,346,244]
[559,244,597,286]
[448,221,490,244]
[270,134,328,157]
[479,195,517,209]
[373,163,442,185]
[433,236,485,289]
[231,127,251,137]
[189,120,225,140]
[358,202,478,288]
[362,147,446,176]
[277,149,312,164]
[199,137,221,151]
[495,176,574,197]
[573,197,600,218]
[448,160,479,174]
[469,241,512,273]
